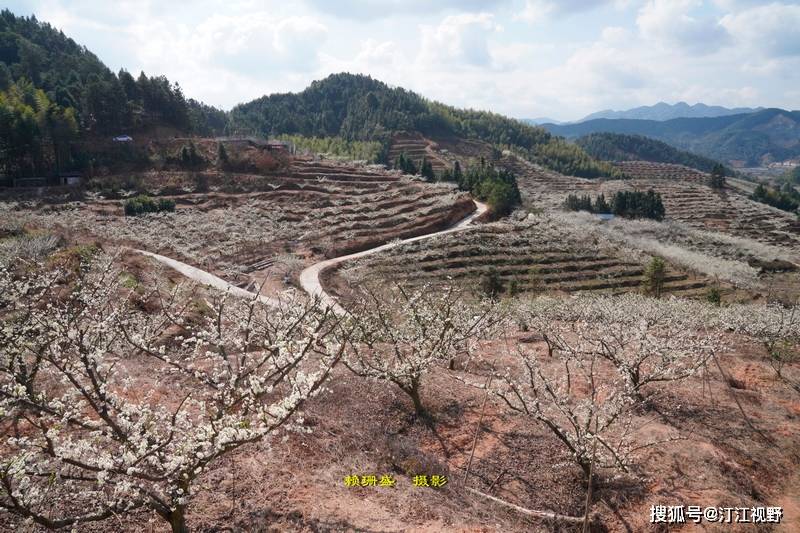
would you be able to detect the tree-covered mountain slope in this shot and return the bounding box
[543,109,800,166]
[0,10,620,181]
[576,132,733,175]
[229,72,621,179]
[0,10,226,137]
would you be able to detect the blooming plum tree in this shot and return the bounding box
[496,294,717,480]
[344,284,500,418]
[0,256,348,532]
[514,295,719,402]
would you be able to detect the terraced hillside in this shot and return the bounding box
[7,158,474,277]
[612,160,710,182]
[387,133,449,173]
[502,155,800,255]
[341,215,715,298]
[498,154,595,209]
[627,180,800,249]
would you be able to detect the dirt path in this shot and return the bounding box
[133,249,283,307]
[299,200,488,315]
[130,199,486,313]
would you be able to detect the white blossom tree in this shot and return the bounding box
[344,284,499,418]
[719,302,800,394]
[496,294,716,480]
[0,255,348,532]
[493,344,639,480]
[514,295,719,402]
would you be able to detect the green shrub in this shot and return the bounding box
[643,256,667,298]
[441,160,521,215]
[706,286,722,306]
[124,195,176,216]
[480,267,504,298]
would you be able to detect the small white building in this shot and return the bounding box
[112,135,133,142]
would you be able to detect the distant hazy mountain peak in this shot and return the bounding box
[578,102,764,122]
[522,117,563,125]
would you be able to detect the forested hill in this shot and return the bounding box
[229,73,621,178]
[229,73,551,148]
[543,109,800,166]
[576,133,733,175]
[0,9,619,180]
[0,10,226,137]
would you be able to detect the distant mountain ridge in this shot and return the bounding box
[522,117,563,126]
[579,102,764,122]
[542,109,800,166]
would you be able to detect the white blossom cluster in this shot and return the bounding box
[343,284,501,416]
[495,293,722,478]
[549,211,782,289]
[5,201,294,273]
[716,302,800,388]
[0,254,347,530]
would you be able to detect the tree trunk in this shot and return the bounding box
[579,459,592,483]
[406,384,427,418]
[168,507,188,533]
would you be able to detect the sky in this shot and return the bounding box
[6,0,800,121]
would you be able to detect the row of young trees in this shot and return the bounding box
[277,134,384,163]
[564,190,665,220]
[393,152,436,180]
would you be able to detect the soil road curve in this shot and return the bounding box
[133,249,282,307]
[299,199,488,315]
[131,199,487,313]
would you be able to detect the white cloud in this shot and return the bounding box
[516,0,630,23]
[637,0,730,54]
[304,0,509,20]
[721,3,800,57]
[418,13,500,68]
[7,0,800,118]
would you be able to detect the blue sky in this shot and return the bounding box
[6,0,800,120]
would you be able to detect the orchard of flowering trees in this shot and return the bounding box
[0,255,351,532]
[1,248,799,530]
[496,294,722,481]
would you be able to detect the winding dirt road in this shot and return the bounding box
[133,199,487,313]
[133,249,282,307]
[299,199,488,315]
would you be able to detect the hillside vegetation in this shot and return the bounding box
[229,73,550,148]
[0,11,620,183]
[0,11,226,178]
[0,10,226,137]
[545,109,800,165]
[229,73,619,179]
[577,132,733,175]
